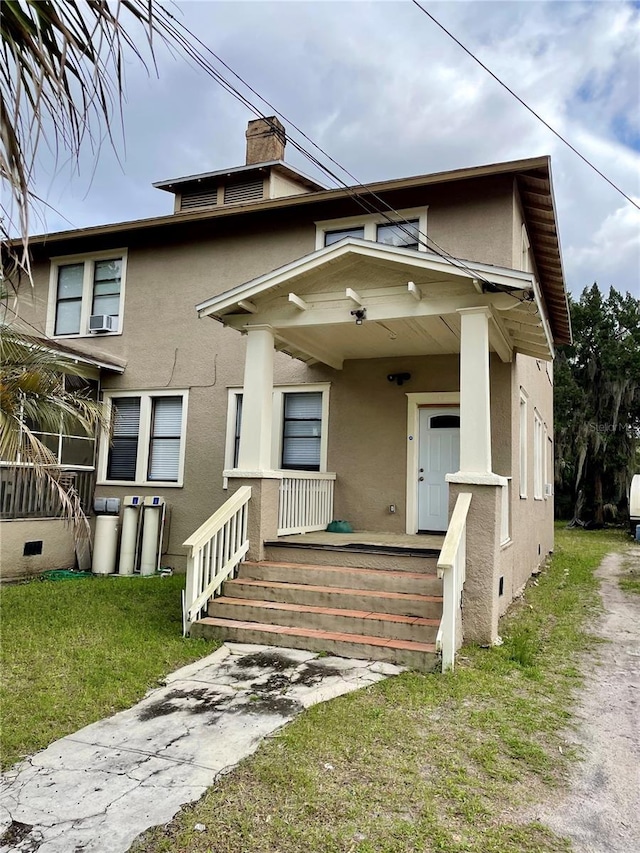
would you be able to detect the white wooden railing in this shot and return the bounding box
[436,492,472,672]
[277,471,336,535]
[182,486,251,635]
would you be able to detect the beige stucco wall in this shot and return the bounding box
[0,519,76,581]
[15,173,530,572]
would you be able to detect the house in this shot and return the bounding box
[2,118,570,670]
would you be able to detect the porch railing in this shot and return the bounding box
[182,485,251,635]
[436,491,472,672]
[0,464,95,519]
[277,471,336,535]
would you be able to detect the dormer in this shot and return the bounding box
[153,117,324,213]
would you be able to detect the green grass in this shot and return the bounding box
[0,574,218,768]
[619,550,640,595]
[132,526,627,853]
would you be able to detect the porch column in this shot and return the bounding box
[458,307,492,474]
[237,325,274,471]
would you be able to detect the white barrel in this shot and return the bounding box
[140,506,161,575]
[118,505,140,575]
[93,516,119,575]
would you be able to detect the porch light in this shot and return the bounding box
[350,307,366,325]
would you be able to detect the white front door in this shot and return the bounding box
[417,408,460,532]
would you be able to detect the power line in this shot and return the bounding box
[155,6,504,290]
[411,0,639,211]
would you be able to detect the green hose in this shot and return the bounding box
[41,569,93,581]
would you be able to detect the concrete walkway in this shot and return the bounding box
[529,549,640,852]
[0,643,402,853]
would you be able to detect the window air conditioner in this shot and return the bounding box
[89,314,116,333]
[544,483,553,497]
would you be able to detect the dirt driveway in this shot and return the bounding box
[528,547,640,852]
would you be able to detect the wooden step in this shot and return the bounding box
[239,561,441,595]
[221,578,443,619]
[208,596,440,642]
[190,617,439,671]
[263,543,439,572]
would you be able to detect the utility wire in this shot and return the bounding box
[156,5,505,290]
[411,0,639,211]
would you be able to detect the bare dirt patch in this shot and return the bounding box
[525,548,640,852]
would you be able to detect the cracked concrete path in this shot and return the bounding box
[528,549,640,852]
[0,643,402,853]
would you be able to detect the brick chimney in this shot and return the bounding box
[245,117,286,165]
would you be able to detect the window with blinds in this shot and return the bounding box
[103,392,186,484]
[107,397,141,481]
[282,392,322,471]
[148,397,183,481]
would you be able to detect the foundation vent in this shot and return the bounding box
[224,180,264,205]
[179,189,218,211]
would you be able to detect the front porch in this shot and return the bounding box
[183,237,554,668]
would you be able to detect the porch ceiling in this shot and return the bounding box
[197,239,553,369]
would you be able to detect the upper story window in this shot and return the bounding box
[48,251,127,338]
[376,220,420,250]
[98,390,188,487]
[317,208,427,252]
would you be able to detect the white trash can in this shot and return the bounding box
[92,515,119,575]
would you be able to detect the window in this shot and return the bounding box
[13,376,99,468]
[48,251,127,337]
[316,208,427,252]
[376,220,420,250]
[99,391,188,486]
[282,392,322,470]
[533,410,544,500]
[324,226,365,247]
[225,384,330,474]
[519,391,528,498]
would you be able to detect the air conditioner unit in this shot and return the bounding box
[89,314,116,333]
[544,483,553,497]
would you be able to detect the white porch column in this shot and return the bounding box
[458,307,492,474]
[237,326,274,471]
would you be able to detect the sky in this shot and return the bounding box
[30,0,640,299]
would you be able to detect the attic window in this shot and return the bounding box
[180,189,218,211]
[224,180,264,204]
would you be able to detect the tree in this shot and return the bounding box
[0,324,107,526]
[1,1,201,525]
[554,284,640,524]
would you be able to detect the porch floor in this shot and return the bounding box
[269,530,444,556]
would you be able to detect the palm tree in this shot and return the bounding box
[0,323,107,527]
[1,1,204,527]
[1,0,179,282]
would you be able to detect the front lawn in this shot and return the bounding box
[133,526,629,853]
[0,574,217,769]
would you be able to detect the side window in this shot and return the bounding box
[519,392,528,498]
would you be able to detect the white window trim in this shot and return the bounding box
[519,389,528,499]
[533,409,544,501]
[47,249,128,339]
[315,207,428,252]
[224,383,330,478]
[97,389,188,487]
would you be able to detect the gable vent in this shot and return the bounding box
[224,180,264,205]
[180,189,218,211]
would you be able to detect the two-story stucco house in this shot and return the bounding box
[2,118,570,670]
